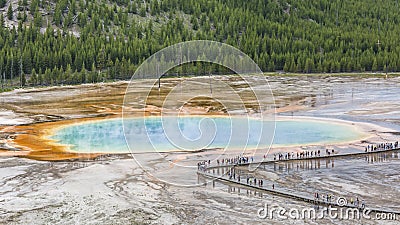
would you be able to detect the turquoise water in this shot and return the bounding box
[50,117,364,153]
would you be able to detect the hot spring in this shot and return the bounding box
[50,117,366,153]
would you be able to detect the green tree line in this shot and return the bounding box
[0,0,399,89]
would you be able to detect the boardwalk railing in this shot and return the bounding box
[198,146,400,215]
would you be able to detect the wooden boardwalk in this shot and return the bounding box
[198,147,400,215]
[204,147,400,170]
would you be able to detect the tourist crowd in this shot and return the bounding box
[272,149,336,161]
[197,141,400,209]
[365,141,399,152]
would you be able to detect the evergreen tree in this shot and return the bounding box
[53,7,62,26]
[0,14,4,28]
[139,6,146,17]
[30,0,39,15]
[33,9,42,27]
[372,58,378,72]
[0,0,6,8]
[21,73,26,86]
[29,68,37,86]
[7,4,13,20]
